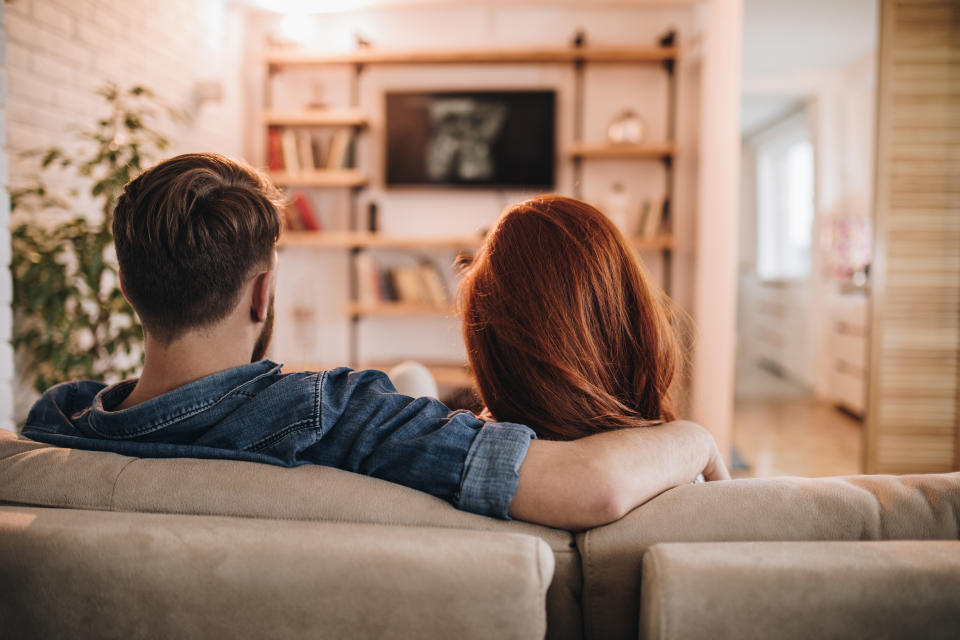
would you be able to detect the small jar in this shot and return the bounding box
[607,109,646,145]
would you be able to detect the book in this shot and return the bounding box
[418,260,449,306]
[311,134,326,169]
[267,127,284,171]
[640,198,663,239]
[326,130,352,169]
[296,131,315,171]
[280,128,300,174]
[394,267,426,305]
[379,269,399,302]
[291,193,321,231]
[282,202,303,231]
[355,252,381,305]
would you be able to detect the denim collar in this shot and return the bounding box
[86,360,282,439]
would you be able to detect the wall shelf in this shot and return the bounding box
[347,302,456,317]
[279,231,483,250]
[265,33,680,371]
[265,46,679,70]
[268,170,367,188]
[262,109,368,127]
[568,142,676,159]
[631,235,676,251]
[284,361,473,388]
[279,230,672,252]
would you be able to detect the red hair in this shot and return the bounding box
[458,195,681,440]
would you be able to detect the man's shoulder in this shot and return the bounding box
[24,380,107,435]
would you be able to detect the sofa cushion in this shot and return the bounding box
[0,505,554,640]
[0,430,581,640]
[640,540,960,640]
[578,472,960,640]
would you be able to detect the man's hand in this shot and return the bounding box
[509,421,727,531]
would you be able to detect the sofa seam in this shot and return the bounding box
[583,530,595,640]
[650,549,668,640]
[533,537,546,639]
[109,458,139,511]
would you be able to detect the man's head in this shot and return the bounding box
[113,153,283,355]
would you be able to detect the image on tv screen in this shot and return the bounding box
[385,90,556,187]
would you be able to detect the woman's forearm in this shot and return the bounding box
[509,421,728,530]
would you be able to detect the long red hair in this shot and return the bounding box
[458,195,681,440]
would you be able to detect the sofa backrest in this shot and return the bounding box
[0,504,554,640]
[640,540,960,640]
[0,430,582,640]
[577,472,960,640]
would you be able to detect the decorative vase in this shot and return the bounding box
[607,109,646,145]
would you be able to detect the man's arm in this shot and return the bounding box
[509,421,729,531]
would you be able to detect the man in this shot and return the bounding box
[23,153,728,531]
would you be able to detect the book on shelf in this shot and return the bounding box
[286,192,322,231]
[272,127,355,173]
[311,135,326,169]
[353,256,451,307]
[267,127,284,171]
[296,130,315,171]
[637,197,664,240]
[417,260,449,307]
[355,252,381,305]
[327,130,352,169]
[281,128,299,173]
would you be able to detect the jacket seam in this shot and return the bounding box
[247,419,316,452]
[315,370,325,434]
[89,364,283,439]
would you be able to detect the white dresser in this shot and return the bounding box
[827,288,869,417]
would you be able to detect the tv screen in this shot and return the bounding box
[385,90,556,188]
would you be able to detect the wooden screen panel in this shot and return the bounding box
[866,0,960,473]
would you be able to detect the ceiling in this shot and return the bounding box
[740,0,878,134]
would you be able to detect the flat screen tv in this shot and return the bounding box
[385,90,556,188]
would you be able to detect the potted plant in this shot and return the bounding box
[10,84,183,395]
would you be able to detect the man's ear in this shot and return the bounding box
[118,270,132,305]
[250,270,274,323]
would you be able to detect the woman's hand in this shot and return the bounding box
[702,437,732,481]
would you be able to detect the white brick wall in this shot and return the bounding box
[2,0,246,426]
[1,0,13,430]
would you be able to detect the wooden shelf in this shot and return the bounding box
[266,46,678,70]
[279,230,670,250]
[268,170,367,188]
[630,235,675,250]
[568,142,676,159]
[262,109,368,127]
[279,231,483,250]
[283,361,474,388]
[347,302,456,317]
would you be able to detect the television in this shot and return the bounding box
[385,90,556,188]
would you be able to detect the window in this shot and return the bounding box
[754,116,815,280]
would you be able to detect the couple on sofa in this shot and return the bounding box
[22,152,728,531]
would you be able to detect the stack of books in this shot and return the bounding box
[267,127,354,172]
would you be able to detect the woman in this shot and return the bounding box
[458,194,683,440]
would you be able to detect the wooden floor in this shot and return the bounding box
[731,360,863,478]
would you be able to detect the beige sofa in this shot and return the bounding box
[1,427,958,639]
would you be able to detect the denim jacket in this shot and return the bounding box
[22,360,535,519]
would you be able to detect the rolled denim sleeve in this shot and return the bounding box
[313,367,536,519]
[457,420,536,519]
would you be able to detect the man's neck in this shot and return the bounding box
[116,330,254,411]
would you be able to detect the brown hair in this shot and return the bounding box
[458,195,681,440]
[113,152,283,344]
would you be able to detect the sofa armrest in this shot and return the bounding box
[0,505,554,640]
[577,472,960,640]
[640,540,960,640]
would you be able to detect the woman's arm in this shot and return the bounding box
[509,421,729,531]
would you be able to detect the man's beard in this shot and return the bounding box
[251,294,275,363]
